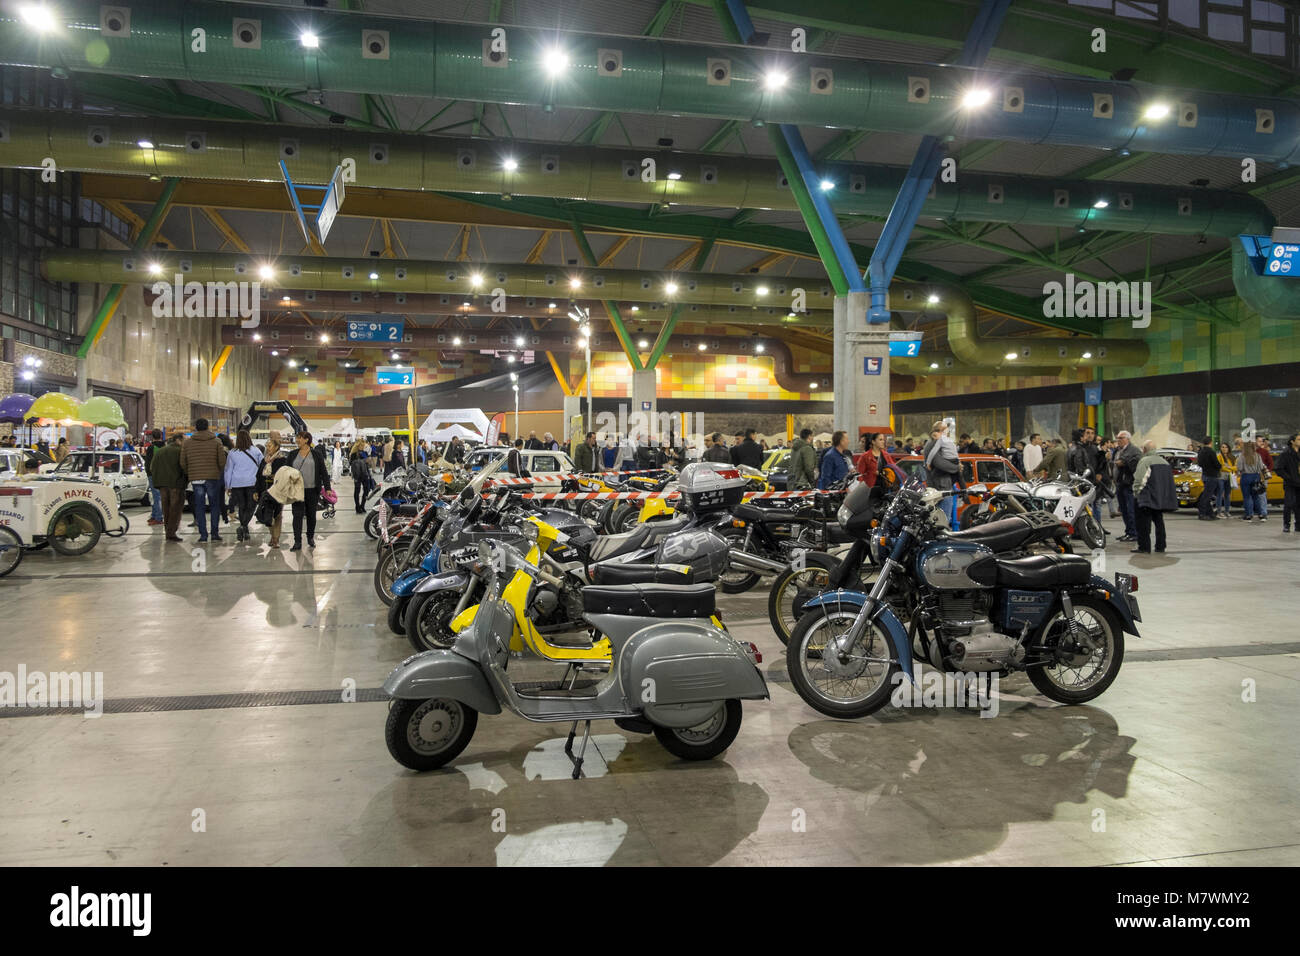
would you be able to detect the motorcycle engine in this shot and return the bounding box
[931,593,1025,672]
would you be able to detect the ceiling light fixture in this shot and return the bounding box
[1143,102,1170,121]
[927,294,940,305]
[637,339,649,348]
[147,262,163,276]
[764,70,787,91]
[258,265,275,280]
[19,4,58,33]
[543,48,569,76]
[667,171,682,181]
[819,180,834,192]
[470,273,484,287]
[1005,351,1018,360]
[569,277,582,289]
[665,281,679,295]
[961,88,993,109]
[300,32,319,48]
[368,271,379,280]
[1093,199,1109,209]
[756,285,769,296]
[1081,351,1093,359]
[515,336,525,347]
[503,157,518,171]
[137,139,154,150]
[755,343,765,353]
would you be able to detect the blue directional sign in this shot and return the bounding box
[888,339,921,357]
[1084,383,1103,406]
[347,320,404,343]
[375,365,414,386]
[1266,243,1299,276]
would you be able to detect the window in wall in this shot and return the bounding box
[1114,1,1158,20]
[1252,27,1286,53]
[1208,10,1246,40]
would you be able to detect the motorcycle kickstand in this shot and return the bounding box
[565,719,593,780]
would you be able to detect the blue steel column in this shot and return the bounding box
[866,0,1012,322]
[720,0,862,292]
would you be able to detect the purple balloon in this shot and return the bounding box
[0,393,36,425]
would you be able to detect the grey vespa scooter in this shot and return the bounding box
[383,540,768,777]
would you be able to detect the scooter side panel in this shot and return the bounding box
[382,651,503,714]
[604,619,770,709]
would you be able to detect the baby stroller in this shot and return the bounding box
[320,488,338,519]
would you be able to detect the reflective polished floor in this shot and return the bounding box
[1,492,1297,866]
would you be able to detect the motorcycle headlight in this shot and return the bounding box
[837,504,851,526]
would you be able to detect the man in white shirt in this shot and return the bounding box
[1023,433,1043,475]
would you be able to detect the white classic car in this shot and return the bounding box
[44,449,152,506]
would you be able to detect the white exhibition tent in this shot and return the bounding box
[321,418,358,440]
[417,408,490,443]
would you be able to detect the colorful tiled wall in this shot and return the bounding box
[587,349,822,401]
[271,353,496,407]
[1103,310,1300,378]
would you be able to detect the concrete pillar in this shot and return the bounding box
[630,367,657,443]
[562,394,582,444]
[833,291,892,437]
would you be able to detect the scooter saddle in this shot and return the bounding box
[582,583,715,619]
[588,561,697,586]
[966,552,1092,589]
[588,514,693,562]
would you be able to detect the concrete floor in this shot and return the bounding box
[1,492,1298,866]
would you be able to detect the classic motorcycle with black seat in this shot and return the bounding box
[383,538,768,776]
[785,476,1141,719]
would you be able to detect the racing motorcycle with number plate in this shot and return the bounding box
[960,475,1105,550]
[786,476,1141,719]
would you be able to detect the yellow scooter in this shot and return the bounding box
[447,514,726,666]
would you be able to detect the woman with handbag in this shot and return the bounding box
[257,437,289,549]
[1216,441,1236,517]
[223,430,264,543]
[1236,441,1265,523]
[289,431,331,551]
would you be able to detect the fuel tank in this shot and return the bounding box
[914,540,995,591]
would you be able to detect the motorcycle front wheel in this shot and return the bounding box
[386,595,410,636]
[767,552,839,646]
[385,698,478,771]
[363,509,382,540]
[405,588,464,653]
[717,527,762,594]
[653,699,743,761]
[1027,594,1124,704]
[373,543,412,606]
[786,606,900,719]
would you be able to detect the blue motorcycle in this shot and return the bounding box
[786,477,1141,719]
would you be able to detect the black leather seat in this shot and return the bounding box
[588,561,697,586]
[732,502,771,523]
[589,514,692,561]
[943,514,1062,553]
[393,503,421,516]
[967,553,1092,589]
[582,583,715,618]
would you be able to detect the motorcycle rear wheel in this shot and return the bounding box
[653,699,742,761]
[1027,594,1124,704]
[385,698,478,771]
[786,606,900,719]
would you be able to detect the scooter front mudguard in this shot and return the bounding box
[411,570,469,595]
[383,650,502,714]
[801,590,915,685]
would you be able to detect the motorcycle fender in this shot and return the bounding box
[390,570,427,597]
[450,604,479,634]
[382,650,502,714]
[1084,575,1141,637]
[412,570,468,595]
[613,621,769,718]
[801,590,915,685]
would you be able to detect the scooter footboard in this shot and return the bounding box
[612,620,769,710]
[382,651,502,714]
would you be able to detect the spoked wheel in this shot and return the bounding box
[385,698,478,771]
[1076,512,1105,550]
[653,699,743,761]
[1027,594,1124,704]
[717,528,761,594]
[373,544,412,606]
[786,605,900,719]
[579,499,604,527]
[47,505,103,556]
[363,509,384,540]
[767,552,839,646]
[0,527,23,578]
[406,589,464,652]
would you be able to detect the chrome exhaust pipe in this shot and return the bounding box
[727,549,788,574]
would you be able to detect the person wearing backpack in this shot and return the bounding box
[223,430,264,543]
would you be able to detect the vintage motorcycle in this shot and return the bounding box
[960,474,1105,550]
[383,537,768,776]
[785,477,1141,719]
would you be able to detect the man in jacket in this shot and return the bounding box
[505,438,529,476]
[702,433,732,464]
[573,431,598,473]
[180,418,228,542]
[818,430,852,490]
[1132,440,1178,553]
[732,429,764,469]
[1195,435,1222,520]
[149,434,188,542]
[1112,431,1142,542]
[787,428,816,490]
[1278,432,1300,533]
[1037,439,1069,481]
[143,429,166,525]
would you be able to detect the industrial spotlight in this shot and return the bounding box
[667,171,683,181]
[300,32,320,48]
[756,286,770,296]
[259,265,275,280]
[1004,351,1018,360]
[503,157,519,171]
[665,282,679,295]
[569,277,582,290]
[637,339,649,348]
[137,139,155,150]
[1081,351,1093,359]
[755,343,765,353]
[1093,199,1109,209]
[1142,102,1170,121]
[18,4,58,32]
[927,294,940,305]
[515,336,525,347]
[368,271,379,280]
[961,88,993,109]
[764,70,787,91]
[147,262,164,275]
[470,273,484,287]
[819,180,835,192]
[543,48,569,75]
